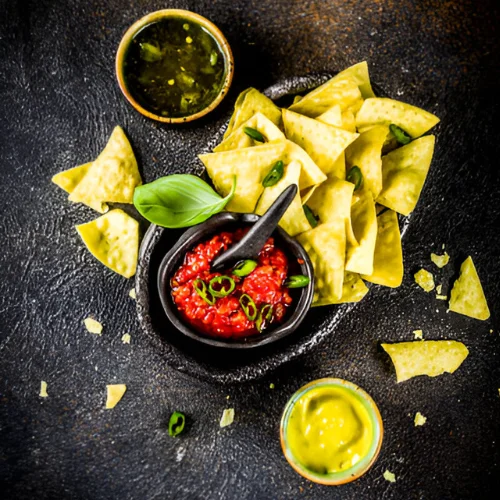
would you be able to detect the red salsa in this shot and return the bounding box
[170,229,293,338]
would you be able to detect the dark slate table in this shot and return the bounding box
[1,0,499,498]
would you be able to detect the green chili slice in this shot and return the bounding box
[193,278,215,305]
[243,127,265,143]
[285,275,310,288]
[208,276,235,297]
[239,294,257,321]
[389,124,412,145]
[232,260,258,277]
[256,304,273,332]
[262,161,284,187]
[303,204,319,228]
[346,166,363,191]
[168,411,186,437]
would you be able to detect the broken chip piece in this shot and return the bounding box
[413,329,423,340]
[431,251,450,268]
[121,333,131,344]
[383,470,396,483]
[106,384,127,409]
[381,340,469,383]
[220,408,235,428]
[414,412,427,426]
[84,317,103,335]
[40,381,48,398]
[129,288,136,299]
[414,269,435,292]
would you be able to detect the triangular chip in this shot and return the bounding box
[223,88,282,139]
[341,108,357,133]
[283,109,359,177]
[283,140,327,189]
[214,112,285,152]
[313,272,369,306]
[345,189,378,275]
[289,75,362,117]
[106,384,127,409]
[255,161,311,236]
[52,163,108,213]
[76,209,139,278]
[69,126,142,205]
[356,98,440,137]
[331,61,375,99]
[316,104,343,127]
[381,341,469,383]
[449,257,490,320]
[345,125,389,198]
[376,135,435,216]
[362,209,403,287]
[306,177,354,224]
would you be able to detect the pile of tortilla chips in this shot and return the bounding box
[199,62,440,306]
[52,126,141,278]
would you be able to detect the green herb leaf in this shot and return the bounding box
[133,175,236,228]
[243,127,265,143]
[232,260,258,277]
[346,166,363,191]
[389,124,412,145]
[262,161,284,187]
[139,42,163,63]
[193,278,215,305]
[209,276,235,297]
[284,275,310,288]
[303,205,319,228]
[210,51,218,66]
[239,294,257,321]
[168,411,186,437]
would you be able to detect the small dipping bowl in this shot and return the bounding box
[280,378,383,485]
[116,9,234,123]
[157,212,314,349]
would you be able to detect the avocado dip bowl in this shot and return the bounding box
[116,9,234,123]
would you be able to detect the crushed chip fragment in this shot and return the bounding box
[413,329,423,340]
[84,317,103,335]
[129,288,136,299]
[383,470,396,483]
[121,333,131,344]
[220,408,235,428]
[106,384,127,409]
[436,294,447,300]
[414,412,427,426]
[40,381,48,398]
[431,252,450,268]
[436,284,442,294]
[414,269,435,292]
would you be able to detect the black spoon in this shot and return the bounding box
[210,184,298,271]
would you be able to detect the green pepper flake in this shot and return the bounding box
[168,79,175,85]
[262,160,284,187]
[208,275,235,298]
[285,275,310,288]
[240,294,258,321]
[303,205,319,228]
[210,51,218,66]
[389,123,412,145]
[243,127,265,143]
[186,36,193,44]
[183,23,190,31]
[232,259,258,277]
[193,278,215,305]
[346,166,363,190]
[256,304,273,332]
[270,383,275,389]
[168,411,186,437]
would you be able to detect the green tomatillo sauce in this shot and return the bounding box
[123,17,226,118]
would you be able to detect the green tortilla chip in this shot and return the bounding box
[356,98,440,137]
[376,136,435,216]
[362,209,403,287]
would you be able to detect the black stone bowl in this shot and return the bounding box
[157,212,314,349]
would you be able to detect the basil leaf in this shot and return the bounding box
[389,124,412,145]
[346,166,363,191]
[134,175,236,228]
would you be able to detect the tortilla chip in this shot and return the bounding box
[76,209,139,278]
[52,162,109,213]
[313,271,368,306]
[341,108,357,133]
[362,209,403,287]
[106,384,127,409]
[214,112,285,152]
[376,136,435,216]
[255,161,311,236]
[289,74,362,117]
[345,190,378,275]
[223,88,282,139]
[381,340,469,383]
[356,98,440,137]
[449,256,490,320]
[69,126,142,205]
[333,61,375,99]
[283,109,358,177]
[283,141,328,189]
[430,252,450,268]
[316,104,343,127]
[345,125,389,198]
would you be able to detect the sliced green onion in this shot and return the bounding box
[168,411,185,437]
[239,294,257,321]
[193,278,215,305]
[285,275,310,288]
[262,160,284,187]
[303,204,319,228]
[346,166,363,191]
[208,276,235,298]
[389,124,412,145]
[256,304,273,332]
[243,127,265,143]
[232,260,258,277]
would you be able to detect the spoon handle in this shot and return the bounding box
[211,184,298,270]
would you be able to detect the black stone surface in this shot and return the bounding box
[1,0,499,499]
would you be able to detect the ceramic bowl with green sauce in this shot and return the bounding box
[280,378,383,485]
[116,10,234,123]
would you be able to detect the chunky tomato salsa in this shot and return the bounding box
[170,229,293,338]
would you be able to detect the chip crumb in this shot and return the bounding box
[436,294,448,300]
[84,317,103,335]
[220,408,235,428]
[40,381,48,398]
[129,288,136,299]
[436,284,442,294]
[106,384,127,409]
[431,252,450,268]
[490,329,494,334]
[414,269,435,292]
[383,470,396,483]
[413,329,423,340]
[414,412,427,426]
[226,395,230,400]
[270,383,275,389]
[442,243,446,250]
[121,333,131,344]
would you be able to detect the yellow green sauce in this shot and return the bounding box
[123,17,226,118]
[285,384,375,475]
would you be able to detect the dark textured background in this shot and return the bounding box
[1,0,499,498]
